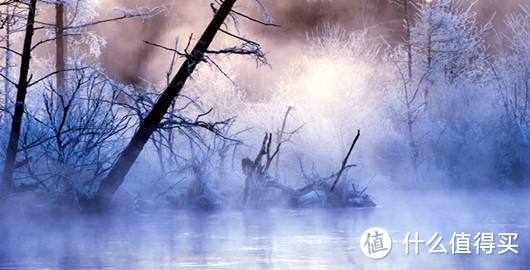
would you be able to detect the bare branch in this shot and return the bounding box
[0,72,17,86]
[28,67,89,87]
[330,130,361,192]
[64,7,164,30]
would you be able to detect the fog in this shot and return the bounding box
[1,189,529,269]
[0,0,529,269]
[99,0,525,97]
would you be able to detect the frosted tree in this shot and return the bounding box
[82,0,275,209]
[266,26,382,190]
[49,0,161,91]
[0,0,161,200]
[495,5,530,181]
[498,5,530,132]
[414,0,493,182]
[390,0,416,79]
[0,2,27,123]
[116,67,241,205]
[17,66,132,201]
[385,0,493,180]
[411,0,492,87]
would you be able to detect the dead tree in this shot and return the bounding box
[296,129,374,207]
[14,67,132,205]
[241,133,283,206]
[297,131,361,195]
[0,1,159,200]
[242,128,371,208]
[118,85,239,178]
[1,0,37,197]
[89,0,273,209]
[330,130,360,192]
[241,106,303,206]
[130,39,241,183]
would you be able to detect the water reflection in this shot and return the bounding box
[0,190,528,269]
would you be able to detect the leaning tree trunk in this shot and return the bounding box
[55,2,66,92]
[1,0,38,197]
[89,0,238,208]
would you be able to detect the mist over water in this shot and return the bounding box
[1,189,529,269]
[0,0,529,269]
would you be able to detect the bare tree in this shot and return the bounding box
[387,47,429,175]
[500,4,530,130]
[0,3,25,118]
[242,107,302,206]
[135,39,241,183]
[391,0,415,79]
[493,5,530,181]
[118,85,238,180]
[242,133,291,206]
[88,0,273,209]
[16,66,131,204]
[1,0,37,197]
[295,130,374,207]
[0,0,161,199]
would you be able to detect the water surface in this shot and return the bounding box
[0,189,528,269]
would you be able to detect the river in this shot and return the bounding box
[0,189,528,269]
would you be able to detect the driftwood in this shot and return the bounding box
[241,107,302,206]
[242,133,280,206]
[241,128,375,208]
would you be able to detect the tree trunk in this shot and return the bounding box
[1,0,38,196]
[4,6,12,114]
[404,0,413,80]
[55,2,66,92]
[424,2,433,108]
[89,0,238,208]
